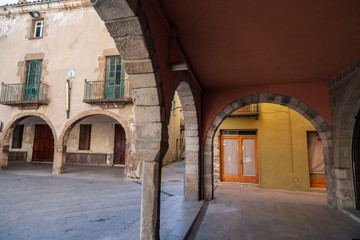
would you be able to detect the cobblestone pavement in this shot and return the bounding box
[0,161,203,240]
[188,185,360,240]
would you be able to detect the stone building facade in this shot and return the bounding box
[0,0,183,178]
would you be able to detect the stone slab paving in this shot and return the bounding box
[188,185,360,240]
[0,161,203,240]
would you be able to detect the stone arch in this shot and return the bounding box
[54,110,132,174]
[203,93,333,203]
[90,1,166,238]
[0,112,58,169]
[59,110,130,146]
[166,72,200,201]
[329,58,360,209]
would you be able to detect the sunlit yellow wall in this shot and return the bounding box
[163,92,184,166]
[215,103,318,191]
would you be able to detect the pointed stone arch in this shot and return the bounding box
[0,112,58,169]
[203,93,333,204]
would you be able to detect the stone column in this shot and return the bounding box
[140,160,161,239]
[52,145,66,174]
[0,145,10,170]
[131,74,166,240]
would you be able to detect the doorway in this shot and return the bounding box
[220,130,258,183]
[113,124,126,165]
[32,124,54,162]
[353,110,360,210]
[307,131,326,188]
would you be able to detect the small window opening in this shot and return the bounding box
[79,124,91,150]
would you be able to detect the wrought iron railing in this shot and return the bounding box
[83,79,132,102]
[0,82,49,104]
[231,103,260,116]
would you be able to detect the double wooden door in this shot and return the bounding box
[32,125,54,162]
[220,135,258,183]
[113,124,126,165]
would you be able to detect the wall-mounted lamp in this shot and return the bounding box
[168,62,188,71]
[29,11,41,18]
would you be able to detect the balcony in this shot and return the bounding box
[0,82,49,109]
[83,79,132,108]
[231,103,260,116]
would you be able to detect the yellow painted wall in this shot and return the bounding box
[215,103,320,191]
[163,92,184,166]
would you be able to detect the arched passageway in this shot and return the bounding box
[163,74,200,201]
[55,111,131,175]
[203,93,333,204]
[213,103,327,192]
[0,113,57,171]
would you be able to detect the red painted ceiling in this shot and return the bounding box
[159,0,360,88]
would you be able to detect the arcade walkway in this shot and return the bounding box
[2,162,360,239]
[188,185,360,240]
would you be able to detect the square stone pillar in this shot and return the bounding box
[0,145,10,170]
[52,145,66,174]
[140,160,161,240]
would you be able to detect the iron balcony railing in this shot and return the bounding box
[83,79,132,103]
[0,82,49,105]
[231,103,260,116]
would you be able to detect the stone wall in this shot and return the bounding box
[328,57,360,208]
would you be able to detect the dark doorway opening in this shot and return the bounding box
[353,110,360,210]
[113,124,126,165]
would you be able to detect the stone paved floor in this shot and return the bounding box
[0,161,203,240]
[188,184,360,240]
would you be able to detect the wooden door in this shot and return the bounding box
[113,124,126,165]
[32,125,54,162]
[353,111,360,210]
[220,135,258,183]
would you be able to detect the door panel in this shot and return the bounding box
[242,138,256,176]
[32,125,54,162]
[223,138,239,175]
[113,124,126,165]
[221,135,258,183]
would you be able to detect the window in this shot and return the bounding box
[25,60,42,100]
[34,20,44,38]
[79,125,91,150]
[172,100,176,115]
[12,125,24,149]
[104,56,125,99]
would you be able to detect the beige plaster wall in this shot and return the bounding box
[67,120,115,154]
[0,0,133,144]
